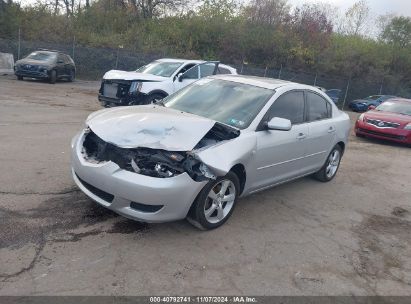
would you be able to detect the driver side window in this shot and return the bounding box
[266,91,305,124]
[183,66,199,79]
[177,64,196,75]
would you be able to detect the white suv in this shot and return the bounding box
[98,58,237,107]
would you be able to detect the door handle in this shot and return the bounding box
[328,126,336,133]
[296,133,306,140]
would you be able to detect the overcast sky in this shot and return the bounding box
[288,0,411,17]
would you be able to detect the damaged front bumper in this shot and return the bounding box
[71,131,208,222]
[98,94,147,107]
[98,79,149,107]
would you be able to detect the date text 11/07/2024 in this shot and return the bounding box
[149,296,257,303]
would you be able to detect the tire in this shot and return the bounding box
[17,76,23,80]
[146,93,166,105]
[187,172,240,230]
[68,69,75,82]
[314,145,342,182]
[49,70,57,84]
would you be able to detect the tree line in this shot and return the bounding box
[0,0,410,96]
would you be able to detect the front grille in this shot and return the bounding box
[76,173,114,202]
[358,128,405,140]
[21,64,38,71]
[102,80,131,99]
[130,202,163,213]
[103,83,118,98]
[366,119,400,129]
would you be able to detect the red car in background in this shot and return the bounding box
[355,98,411,145]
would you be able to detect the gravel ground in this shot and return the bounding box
[0,75,410,296]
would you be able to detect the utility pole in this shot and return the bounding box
[17,27,21,60]
[278,64,282,79]
[115,45,123,69]
[379,78,384,95]
[72,35,75,61]
[342,77,351,110]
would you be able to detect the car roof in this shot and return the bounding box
[155,58,236,71]
[32,50,57,55]
[33,50,72,57]
[156,58,204,64]
[210,74,298,90]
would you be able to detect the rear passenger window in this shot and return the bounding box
[267,91,305,124]
[307,92,331,121]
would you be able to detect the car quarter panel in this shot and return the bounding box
[304,119,337,172]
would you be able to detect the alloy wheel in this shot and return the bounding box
[204,179,236,224]
[325,149,340,179]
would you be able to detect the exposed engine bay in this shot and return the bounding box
[82,124,239,181]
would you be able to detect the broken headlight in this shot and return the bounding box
[199,163,216,179]
[129,81,142,95]
[82,131,217,181]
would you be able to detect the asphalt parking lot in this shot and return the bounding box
[0,76,410,296]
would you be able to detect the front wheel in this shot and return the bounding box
[187,172,240,230]
[17,76,23,80]
[314,145,342,182]
[146,93,166,104]
[49,70,57,84]
[68,69,75,82]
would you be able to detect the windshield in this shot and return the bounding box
[136,61,183,77]
[26,52,57,62]
[163,78,274,129]
[376,101,411,116]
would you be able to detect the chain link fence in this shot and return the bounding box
[1,36,409,109]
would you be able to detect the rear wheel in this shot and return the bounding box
[49,70,57,84]
[187,172,240,230]
[314,145,342,182]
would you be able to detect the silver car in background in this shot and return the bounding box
[71,75,350,230]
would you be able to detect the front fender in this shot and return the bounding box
[194,134,256,176]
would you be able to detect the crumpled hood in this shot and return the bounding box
[103,70,167,82]
[86,105,217,151]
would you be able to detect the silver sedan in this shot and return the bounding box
[71,75,350,230]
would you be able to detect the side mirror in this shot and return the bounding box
[368,105,376,110]
[266,117,292,131]
[177,73,183,82]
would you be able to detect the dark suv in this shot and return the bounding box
[14,50,76,84]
